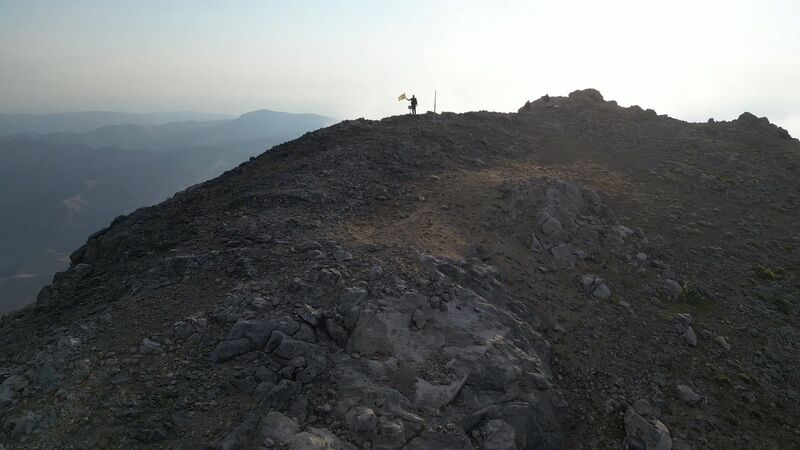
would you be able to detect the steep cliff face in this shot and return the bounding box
[1,90,798,449]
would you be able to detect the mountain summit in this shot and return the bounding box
[1,90,798,449]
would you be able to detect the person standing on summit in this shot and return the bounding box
[408,94,418,115]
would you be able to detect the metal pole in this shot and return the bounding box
[434,90,437,114]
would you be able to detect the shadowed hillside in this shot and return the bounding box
[0,110,334,314]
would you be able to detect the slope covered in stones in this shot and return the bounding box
[1,89,798,449]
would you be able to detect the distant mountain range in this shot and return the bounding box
[0,109,335,314]
[0,111,234,135]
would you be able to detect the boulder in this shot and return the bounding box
[139,338,162,354]
[568,88,605,103]
[632,399,651,417]
[0,383,14,408]
[624,406,672,450]
[227,319,273,347]
[260,412,300,444]
[413,375,467,410]
[257,379,301,410]
[682,327,697,347]
[333,248,354,261]
[550,243,576,267]
[582,274,611,300]
[373,418,406,449]
[541,217,567,240]
[267,331,319,359]
[347,311,393,356]
[344,406,378,432]
[674,313,692,327]
[480,419,518,450]
[324,318,349,346]
[216,413,258,450]
[676,385,702,404]
[663,280,683,298]
[211,338,253,362]
[713,336,731,351]
[4,408,57,440]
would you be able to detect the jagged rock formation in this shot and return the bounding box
[1,90,799,449]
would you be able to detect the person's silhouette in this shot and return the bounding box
[408,95,418,115]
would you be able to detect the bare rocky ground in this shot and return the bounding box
[1,89,798,449]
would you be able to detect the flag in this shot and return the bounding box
[397,93,407,101]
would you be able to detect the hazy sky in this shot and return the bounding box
[1,0,798,136]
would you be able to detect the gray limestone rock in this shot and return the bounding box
[0,383,13,408]
[216,413,258,450]
[257,380,301,410]
[260,412,300,445]
[369,265,385,280]
[413,375,468,411]
[674,313,692,327]
[346,310,393,356]
[541,216,567,239]
[614,225,634,239]
[530,233,545,253]
[373,418,406,449]
[480,419,518,450]
[211,338,253,362]
[4,408,57,440]
[139,338,162,354]
[0,375,25,409]
[714,336,731,351]
[345,405,378,432]
[550,243,576,267]
[302,308,324,331]
[227,319,274,347]
[632,399,652,417]
[33,364,58,392]
[324,318,349,346]
[624,406,672,450]
[676,385,702,404]
[682,327,697,347]
[267,331,319,359]
[664,280,683,299]
[582,274,611,300]
[333,248,354,261]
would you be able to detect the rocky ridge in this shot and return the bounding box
[1,89,799,449]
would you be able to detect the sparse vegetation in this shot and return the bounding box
[755,264,782,281]
[738,372,759,386]
[773,297,792,315]
[680,281,707,305]
[715,174,735,184]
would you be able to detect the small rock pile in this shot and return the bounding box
[525,180,635,268]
